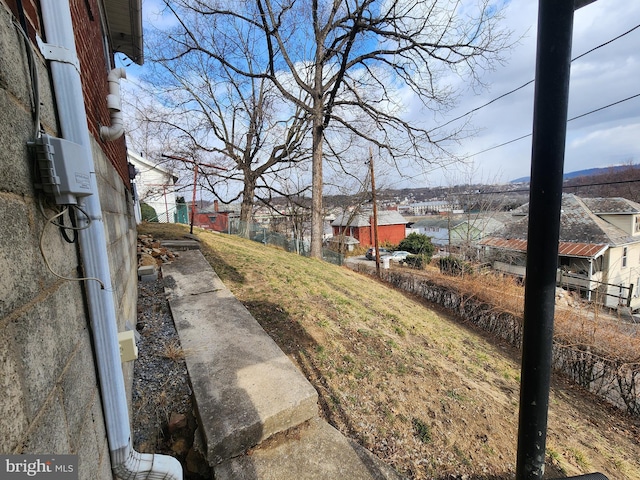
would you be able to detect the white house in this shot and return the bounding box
[398,200,463,216]
[480,195,640,311]
[129,151,179,223]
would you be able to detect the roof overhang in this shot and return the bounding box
[575,0,598,9]
[128,151,178,182]
[480,237,609,259]
[103,0,144,65]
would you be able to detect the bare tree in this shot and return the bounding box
[136,5,312,237]
[442,164,510,260]
[153,0,511,257]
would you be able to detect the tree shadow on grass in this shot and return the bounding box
[200,245,245,285]
[242,300,358,434]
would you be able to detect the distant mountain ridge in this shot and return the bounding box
[511,165,638,183]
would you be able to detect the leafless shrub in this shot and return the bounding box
[373,265,640,415]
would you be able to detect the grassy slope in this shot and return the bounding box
[142,224,640,479]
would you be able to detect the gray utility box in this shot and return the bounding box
[30,134,92,205]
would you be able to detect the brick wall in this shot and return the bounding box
[6,0,132,188]
[70,0,131,186]
[0,1,138,478]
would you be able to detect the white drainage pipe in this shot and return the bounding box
[38,1,182,479]
[100,67,126,141]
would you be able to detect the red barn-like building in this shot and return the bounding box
[192,200,232,232]
[331,210,408,247]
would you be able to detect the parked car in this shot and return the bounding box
[385,251,411,262]
[366,247,389,260]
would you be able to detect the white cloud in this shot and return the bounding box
[397,0,640,187]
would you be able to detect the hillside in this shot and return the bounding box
[511,164,640,184]
[141,224,640,479]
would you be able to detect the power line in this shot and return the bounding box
[571,23,640,62]
[466,91,640,157]
[381,90,640,191]
[379,26,640,192]
[473,177,640,195]
[435,81,534,132]
[433,23,640,132]
[469,133,532,157]
[567,92,640,122]
[377,173,640,197]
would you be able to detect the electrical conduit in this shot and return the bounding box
[38,1,182,478]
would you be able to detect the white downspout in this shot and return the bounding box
[38,2,182,479]
[100,67,126,141]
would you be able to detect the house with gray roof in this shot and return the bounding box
[412,214,508,253]
[480,194,640,310]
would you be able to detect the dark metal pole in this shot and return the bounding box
[516,2,574,479]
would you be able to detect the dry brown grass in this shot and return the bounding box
[417,265,640,364]
[161,339,185,362]
[138,223,640,479]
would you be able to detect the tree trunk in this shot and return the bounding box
[310,115,324,258]
[310,60,325,259]
[239,177,256,238]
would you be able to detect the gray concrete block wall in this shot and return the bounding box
[0,3,139,478]
[91,140,138,401]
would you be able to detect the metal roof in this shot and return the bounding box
[581,197,640,215]
[332,210,408,227]
[479,236,609,259]
[502,194,635,246]
[103,0,143,65]
[411,214,508,234]
[411,217,465,229]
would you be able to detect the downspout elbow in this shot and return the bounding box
[112,445,183,480]
[100,67,127,141]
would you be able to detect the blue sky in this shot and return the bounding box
[122,0,640,189]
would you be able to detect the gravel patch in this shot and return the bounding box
[132,272,210,478]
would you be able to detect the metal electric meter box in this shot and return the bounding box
[29,134,92,205]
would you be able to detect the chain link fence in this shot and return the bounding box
[230,220,344,266]
[141,203,188,224]
[141,204,344,265]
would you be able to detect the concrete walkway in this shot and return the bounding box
[162,249,403,479]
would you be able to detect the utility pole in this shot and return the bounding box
[515,1,582,478]
[190,164,198,234]
[369,148,381,277]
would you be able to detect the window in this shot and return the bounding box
[622,247,628,268]
[635,216,640,233]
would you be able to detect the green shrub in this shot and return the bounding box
[398,233,435,260]
[403,254,427,269]
[140,202,158,222]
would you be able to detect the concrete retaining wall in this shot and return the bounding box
[0,2,137,478]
